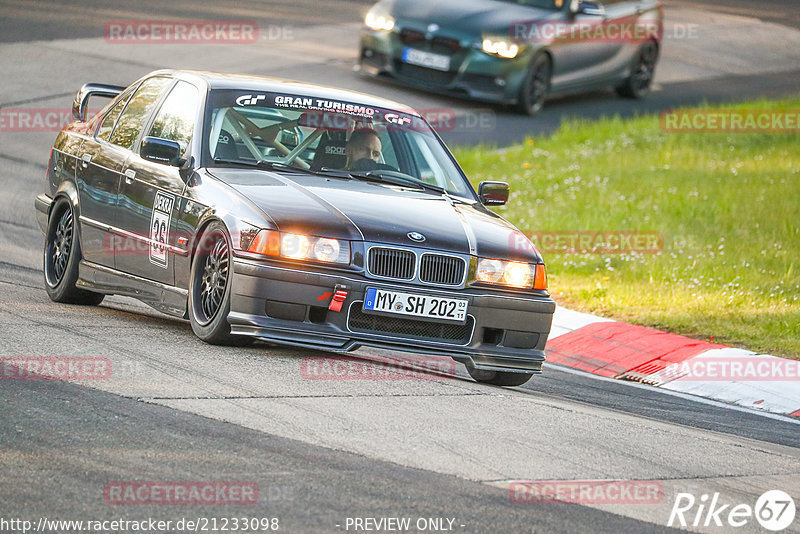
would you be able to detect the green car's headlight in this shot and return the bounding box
[365,10,396,31]
[482,38,521,59]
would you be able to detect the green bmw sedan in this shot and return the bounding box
[359,0,663,114]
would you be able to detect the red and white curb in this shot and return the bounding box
[547,307,800,418]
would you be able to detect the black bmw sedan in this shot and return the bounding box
[36,70,554,386]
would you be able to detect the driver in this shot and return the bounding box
[344,128,382,170]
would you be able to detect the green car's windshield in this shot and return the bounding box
[203,90,474,199]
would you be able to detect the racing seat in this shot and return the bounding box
[311,131,348,170]
[214,129,239,160]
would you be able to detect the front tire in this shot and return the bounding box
[466,365,534,387]
[616,41,658,99]
[189,222,253,346]
[43,200,104,305]
[516,53,551,116]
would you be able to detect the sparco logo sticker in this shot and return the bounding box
[150,191,175,268]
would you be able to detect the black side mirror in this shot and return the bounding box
[141,136,183,166]
[478,181,510,206]
[571,0,605,16]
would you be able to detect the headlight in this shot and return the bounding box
[281,233,310,259]
[476,258,505,284]
[246,230,350,265]
[313,238,341,263]
[474,258,546,289]
[365,10,395,31]
[482,38,520,59]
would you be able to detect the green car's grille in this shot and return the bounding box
[399,28,462,55]
[395,63,456,85]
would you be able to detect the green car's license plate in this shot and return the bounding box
[402,48,451,71]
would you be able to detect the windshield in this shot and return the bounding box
[202,90,475,198]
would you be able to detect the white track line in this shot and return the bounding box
[544,362,800,426]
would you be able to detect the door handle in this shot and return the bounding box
[81,153,92,168]
[124,169,135,184]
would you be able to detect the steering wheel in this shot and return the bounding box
[350,158,379,172]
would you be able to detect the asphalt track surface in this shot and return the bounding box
[1,1,799,533]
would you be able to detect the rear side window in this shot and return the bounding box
[97,89,135,142]
[146,81,201,155]
[109,77,172,150]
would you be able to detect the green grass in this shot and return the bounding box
[453,98,800,358]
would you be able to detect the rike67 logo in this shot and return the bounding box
[668,490,796,531]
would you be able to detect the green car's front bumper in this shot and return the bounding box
[359,27,533,106]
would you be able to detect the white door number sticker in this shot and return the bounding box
[149,191,175,268]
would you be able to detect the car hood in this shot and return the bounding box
[385,0,559,35]
[209,169,542,263]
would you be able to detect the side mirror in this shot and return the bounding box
[478,181,509,206]
[571,0,605,16]
[72,83,125,121]
[141,136,183,166]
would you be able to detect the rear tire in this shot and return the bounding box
[616,41,659,99]
[466,365,534,387]
[43,199,105,305]
[516,53,551,116]
[189,222,253,346]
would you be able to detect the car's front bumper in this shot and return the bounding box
[358,28,532,106]
[229,257,554,374]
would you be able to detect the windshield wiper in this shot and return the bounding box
[319,167,446,195]
[212,157,307,173]
[362,170,446,194]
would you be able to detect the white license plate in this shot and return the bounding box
[363,288,467,323]
[402,48,451,71]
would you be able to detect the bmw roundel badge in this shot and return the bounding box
[407,232,426,243]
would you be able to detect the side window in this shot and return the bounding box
[146,81,201,155]
[109,77,172,150]
[97,90,134,142]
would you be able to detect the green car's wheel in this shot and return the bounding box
[616,41,659,99]
[516,53,551,116]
